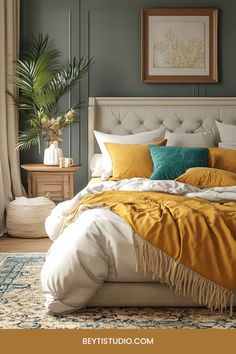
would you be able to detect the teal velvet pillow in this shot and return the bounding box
[149,146,209,180]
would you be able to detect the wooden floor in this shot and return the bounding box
[0,234,52,253]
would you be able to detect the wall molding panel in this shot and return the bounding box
[21,0,236,192]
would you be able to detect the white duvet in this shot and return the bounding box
[41,178,236,314]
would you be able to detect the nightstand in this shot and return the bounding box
[21,163,80,202]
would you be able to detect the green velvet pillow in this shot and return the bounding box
[149,146,209,180]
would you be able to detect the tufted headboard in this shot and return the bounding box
[88,97,236,176]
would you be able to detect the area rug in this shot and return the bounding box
[0,253,235,329]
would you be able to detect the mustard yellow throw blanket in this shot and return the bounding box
[65,191,236,313]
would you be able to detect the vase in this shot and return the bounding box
[43,141,63,165]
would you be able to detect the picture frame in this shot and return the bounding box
[141,8,218,83]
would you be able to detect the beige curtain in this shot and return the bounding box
[0,0,24,235]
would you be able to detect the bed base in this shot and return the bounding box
[88,282,236,308]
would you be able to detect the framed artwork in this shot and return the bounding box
[141,8,218,83]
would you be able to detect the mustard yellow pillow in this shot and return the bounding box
[209,148,236,173]
[105,139,167,180]
[176,167,236,188]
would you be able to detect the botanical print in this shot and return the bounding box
[147,15,211,78]
[143,9,218,82]
[152,22,205,69]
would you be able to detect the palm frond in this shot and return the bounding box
[17,95,37,112]
[8,34,93,151]
[53,56,94,97]
[17,128,41,151]
[38,57,94,111]
[23,34,60,72]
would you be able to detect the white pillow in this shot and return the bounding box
[216,121,236,144]
[165,130,216,147]
[94,127,166,178]
[90,154,105,177]
[218,142,236,150]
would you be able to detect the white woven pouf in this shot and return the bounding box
[6,197,55,238]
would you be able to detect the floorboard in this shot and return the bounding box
[0,234,52,253]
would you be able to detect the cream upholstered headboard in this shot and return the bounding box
[88,97,236,176]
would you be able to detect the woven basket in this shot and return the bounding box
[6,197,55,238]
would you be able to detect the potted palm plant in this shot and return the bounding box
[10,34,93,164]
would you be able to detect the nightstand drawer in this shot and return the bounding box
[32,173,71,201]
[36,179,70,202]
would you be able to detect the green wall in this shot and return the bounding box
[21,0,236,193]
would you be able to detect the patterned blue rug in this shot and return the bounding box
[0,253,235,329]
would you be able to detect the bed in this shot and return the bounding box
[41,97,236,314]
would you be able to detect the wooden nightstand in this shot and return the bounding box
[21,163,80,202]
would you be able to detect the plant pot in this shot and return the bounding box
[43,141,63,165]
